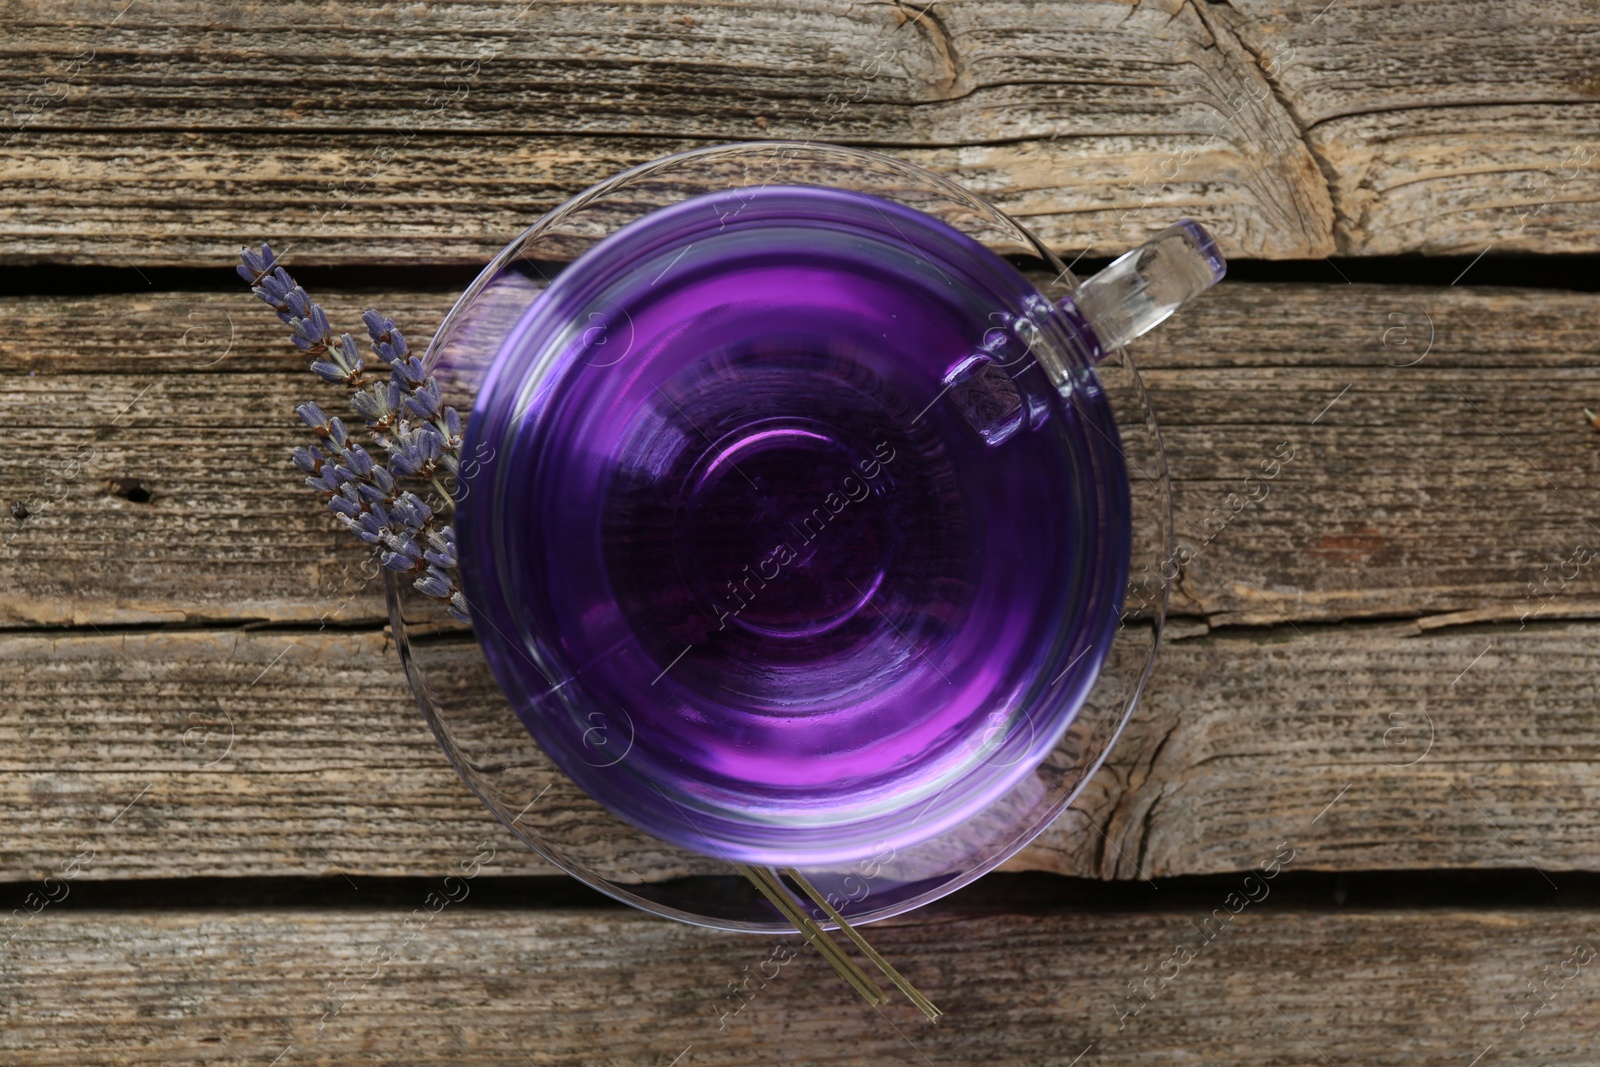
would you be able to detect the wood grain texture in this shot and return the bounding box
[1220,0,1600,255]
[0,0,1593,264]
[4,618,1597,883]
[4,904,1599,1065]
[5,282,1599,630]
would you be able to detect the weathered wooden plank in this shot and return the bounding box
[1048,618,1600,880]
[1220,0,1600,256]
[0,289,454,629]
[4,283,1599,630]
[0,0,1593,263]
[0,0,1330,260]
[1139,282,1600,628]
[3,904,1598,1065]
[4,619,1598,882]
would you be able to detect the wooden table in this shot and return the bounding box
[4,1,1599,1063]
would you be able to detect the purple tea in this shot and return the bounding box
[456,186,1130,865]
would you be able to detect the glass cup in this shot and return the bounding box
[391,142,1222,930]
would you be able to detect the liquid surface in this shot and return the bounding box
[457,187,1129,864]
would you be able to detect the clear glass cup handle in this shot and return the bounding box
[1067,219,1226,356]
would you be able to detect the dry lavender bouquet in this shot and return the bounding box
[236,244,469,623]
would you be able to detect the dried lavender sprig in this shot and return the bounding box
[240,249,352,369]
[360,310,464,478]
[240,243,470,623]
[311,334,368,387]
[293,387,471,625]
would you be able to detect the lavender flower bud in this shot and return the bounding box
[236,243,279,284]
[392,355,426,389]
[336,334,365,375]
[367,501,391,527]
[355,481,389,506]
[310,360,347,384]
[448,591,470,623]
[423,527,457,569]
[390,491,433,531]
[291,445,323,474]
[296,401,329,431]
[414,569,454,599]
[388,425,434,476]
[377,327,408,364]
[336,512,381,545]
[390,425,444,477]
[305,468,341,495]
[347,512,384,545]
[352,380,401,431]
[363,310,411,364]
[389,449,420,477]
[328,495,363,519]
[381,529,422,571]
[421,424,444,456]
[338,443,375,479]
[254,267,290,299]
[253,268,299,324]
[291,305,333,354]
[284,285,314,323]
[405,378,442,419]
